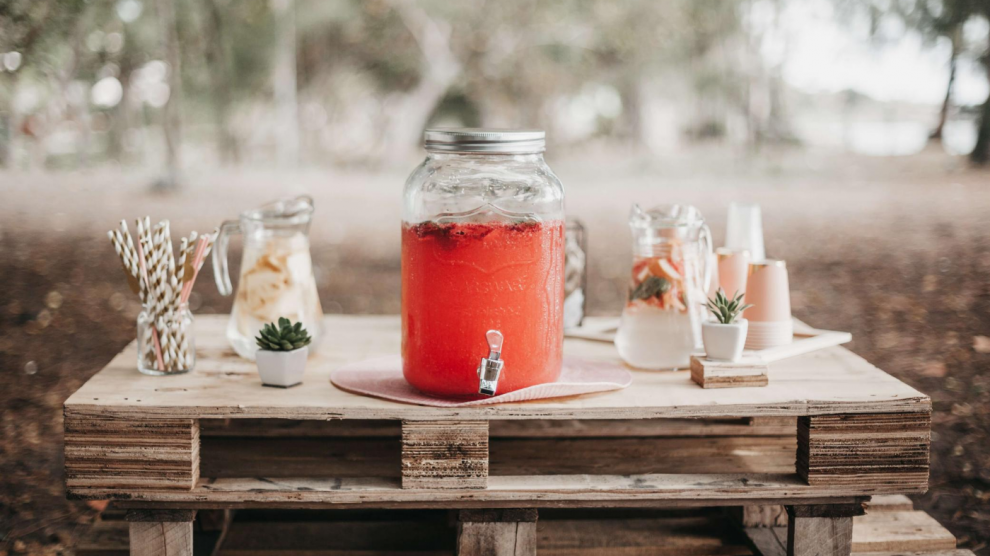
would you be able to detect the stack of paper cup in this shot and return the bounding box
[743,259,792,350]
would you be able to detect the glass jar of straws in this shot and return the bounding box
[137,307,195,375]
[108,217,216,376]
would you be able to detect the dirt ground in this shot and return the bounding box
[1,147,989,555]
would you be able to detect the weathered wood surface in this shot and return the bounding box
[401,420,488,489]
[72,474,879,509]
[457,509,538,556]
[786,514,853,556]
[691,355,769,389]
[797,413,930,491]
[197,435,796,479]
[129,520,193,556]
[852,511,956,553]
[65,417,199,490]
[745,512,957,556]
[65,316,929,421]
[198,416,797,438]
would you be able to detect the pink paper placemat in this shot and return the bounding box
[330,355,632,407]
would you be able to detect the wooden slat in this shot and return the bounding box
[65,416,199,490]
[70,474,877,510]
[797,413,930,492]
[401,420,488,489]
[199,417,796,438]
[199,435,795,479]
[851,512,956,553]
[64,316,930,422]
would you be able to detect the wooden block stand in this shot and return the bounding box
[65,316,936,556]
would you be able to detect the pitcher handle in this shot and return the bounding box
[213,220,241,296]
[699,224,713,293]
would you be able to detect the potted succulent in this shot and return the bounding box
[255,317,313,387]
[702,290,752,362]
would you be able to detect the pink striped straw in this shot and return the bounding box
[180,236,209,305]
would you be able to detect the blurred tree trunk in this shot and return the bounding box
[931,28,959,141]
[379,0,460,161]
[272,0,299,166]
[155,0,183,189]
[0,75,15,168]
[971,21,990,166]
[205,0,239,164]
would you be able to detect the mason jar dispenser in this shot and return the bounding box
[402,128,566,398]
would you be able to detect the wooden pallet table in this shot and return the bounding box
[64,316,932,556]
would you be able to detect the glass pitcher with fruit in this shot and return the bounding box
[615,204,712,370]
[212,196,325,360]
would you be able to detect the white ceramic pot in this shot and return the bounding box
[702,319,748,362]
[255,346,308,387]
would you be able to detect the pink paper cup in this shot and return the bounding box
[716,248,750,300]
[743,260,791,323]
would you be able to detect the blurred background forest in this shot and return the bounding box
[3,0,990,555]
[2,0,990,172]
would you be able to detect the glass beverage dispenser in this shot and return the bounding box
[401,128,566,398]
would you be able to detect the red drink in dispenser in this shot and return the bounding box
[402,220,565,397]
[401,128,566,398]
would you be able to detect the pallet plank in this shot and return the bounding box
[852,511,956,553]
[65,417,199,491]
[71,474,879,510]
[797,413,930,492]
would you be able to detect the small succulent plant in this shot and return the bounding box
[255,317,312,351]
[706,289,753,324]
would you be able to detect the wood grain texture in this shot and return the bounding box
[72,473,875,510]
[401,420,488,489]
[787,515,853,556]
[199,416,797,438]
[852,511,956,553]
[64,316,929,422]
[691,356,769,389]
[65,416,199,490]
[458,521,537,556]
[797,413,930,491]
[129,520,194,556]
[866,495,914,513]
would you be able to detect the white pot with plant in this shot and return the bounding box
[702,289,752,362]
[255,317,312,388]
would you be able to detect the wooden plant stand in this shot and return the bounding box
[64,316,932,556]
